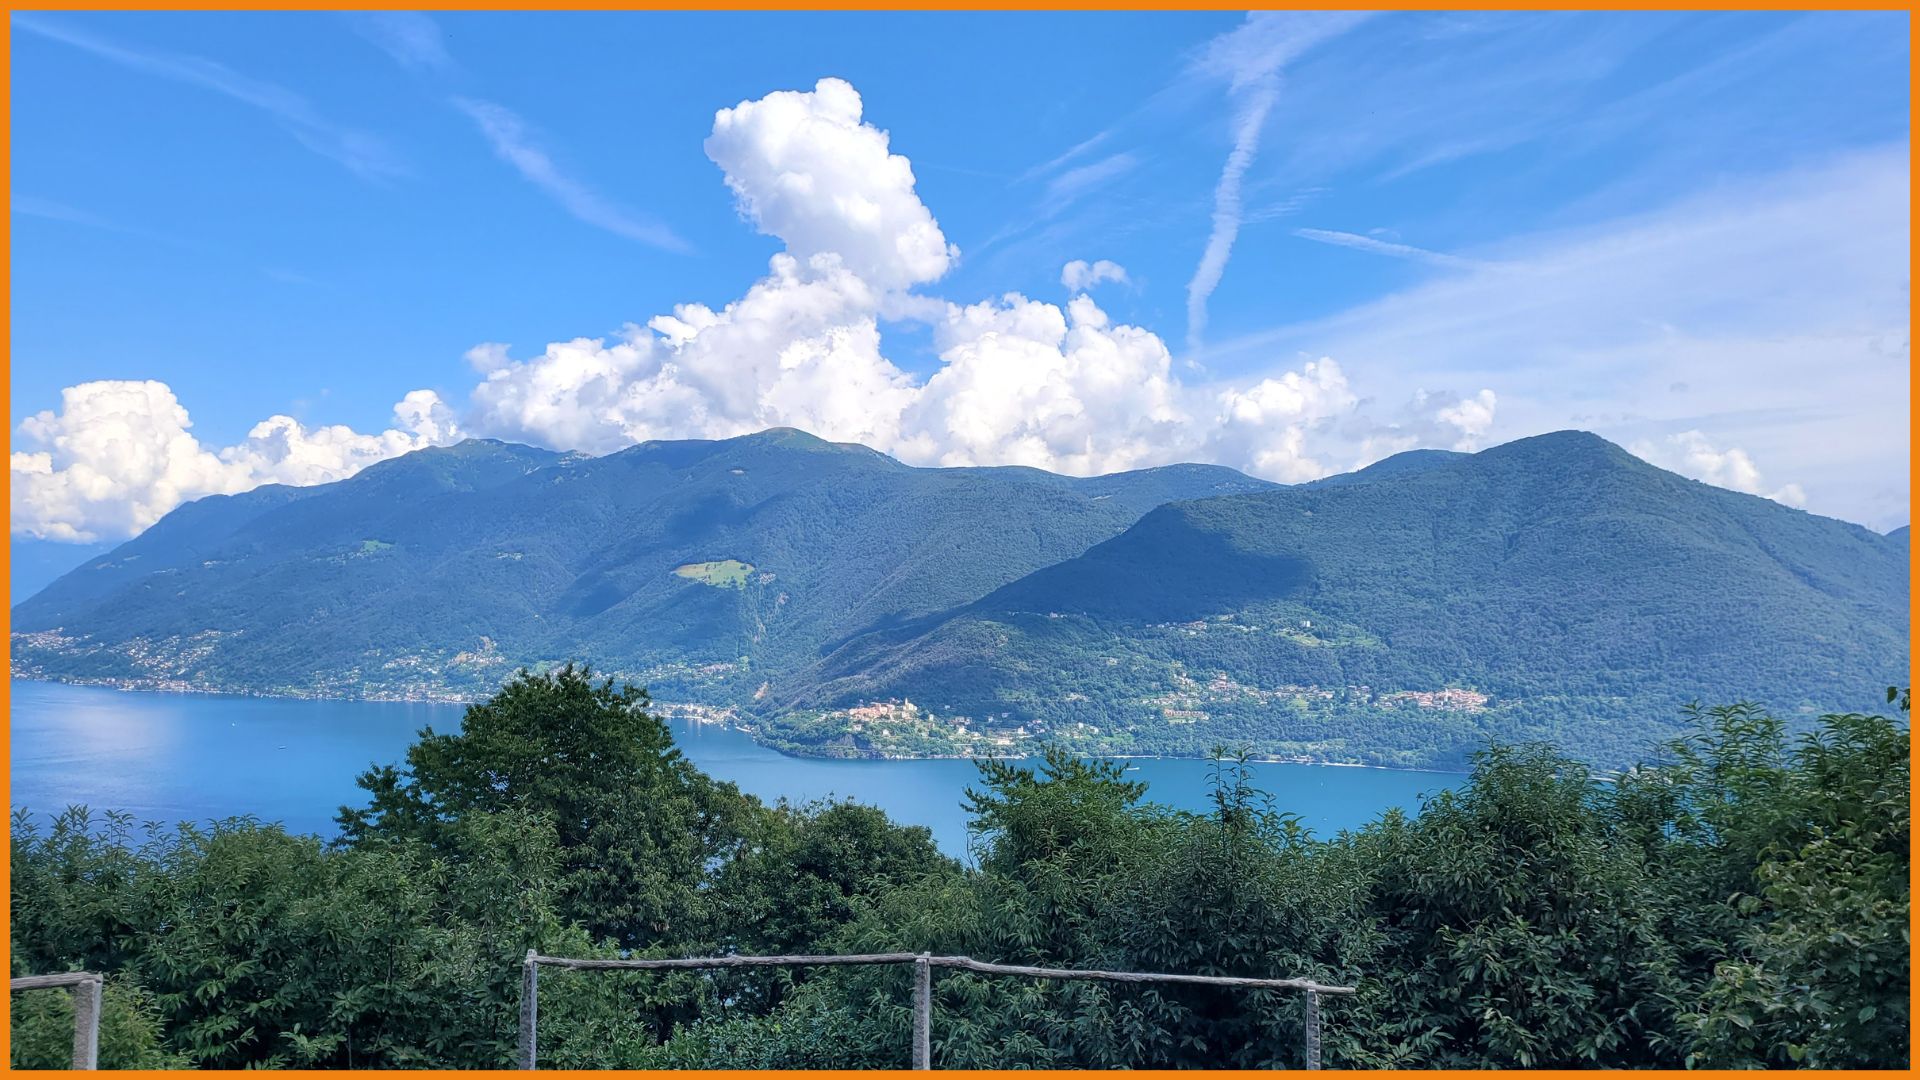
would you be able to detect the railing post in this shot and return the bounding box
[1302,989,1321,1070]
[70,975,101,1070]
[520,950,539,1070]
[911,953,931,1070]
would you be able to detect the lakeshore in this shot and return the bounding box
[8,678,1465,859]
[7,672,1475,771]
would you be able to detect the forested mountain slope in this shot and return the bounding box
[14,428,1904,767]
[11,429,1272,703]
[782,431,1909,766]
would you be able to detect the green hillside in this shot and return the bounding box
[12,428,1906,769]
[779,432,1909,767]
[10,429,1271,705]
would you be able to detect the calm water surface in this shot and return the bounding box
[10,680,1462,857]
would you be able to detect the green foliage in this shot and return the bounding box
[8,800,613,1068]
[714,799,954,958]
[641,705,1910,1070]
[339,664,759,947]
[9,671,1908,1069]
[1656,702,1910,1068]
[1340,744,1686,1066]
[8,971,184,1070]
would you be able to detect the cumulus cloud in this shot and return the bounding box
[894,294,1189,475]
[1433,388,1499,449]
[11,381,461,542]
[463,275,1472,487]
[19,76,1502,543]
[1207,359,1361,482]
[1343,387,1502,466]
[460,79,1496,487]
[467,251,914,454]
[704,78,957,291]
[1061,259,1129,292]
[1629,430,1807,508]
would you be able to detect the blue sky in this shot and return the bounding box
[9,11,1911,593]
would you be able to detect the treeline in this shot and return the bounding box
[10,666,1909,1068]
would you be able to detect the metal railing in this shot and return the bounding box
[10,972,104,1070]
[520,950,1355,1070]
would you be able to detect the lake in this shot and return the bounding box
[8,680,1463,857]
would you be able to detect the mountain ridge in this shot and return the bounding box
[11,428,1906,768]
[11,429,1277,706]
[770,428,1907,766]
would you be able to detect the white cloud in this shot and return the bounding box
[1061,259,1129,292]
[466,251,914,455]
[352,12,454,73]
[463,273,1480,488]
[1434,388,1499,449]
[1043,152,1139,213]
[460,80,1495,488]
[1343,387,1503,468]
[1207,359,1361,482]
[1185,13,1370,350]
[455,97,688,252]
[11,381,460,542]
[1292,227,1481,269]
[1630,430,1807,508]
[894,293,1190,475]
[704,77,956,291]
[13,77,1503,543]
[1200,144,1909,527]
[1185,79,1274,352]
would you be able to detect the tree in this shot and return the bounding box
[339,664,760,947]
[1656,702,1910,1068]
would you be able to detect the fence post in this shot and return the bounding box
[70,975,102,1070]
[520,951,539,1070]
[1302,989,1321,1070]
[911,953,931,1070]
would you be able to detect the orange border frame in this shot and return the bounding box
[0,3,1913,1076]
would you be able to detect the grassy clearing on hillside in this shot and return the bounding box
[673,559,755,589]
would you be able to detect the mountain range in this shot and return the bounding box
[11,428,1908,768]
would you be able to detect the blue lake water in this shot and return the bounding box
[9,680,1464,858]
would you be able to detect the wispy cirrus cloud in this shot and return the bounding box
[1291,227,1482,269]
[350,11,456,74]
[14,14,404,181]
[343,11,688,255]
[967,151,1141,265]
[1044,152,1139,213]
[1016,128,1115,185]
[1201,144,1912,530]
[1184,12,1370,351]
[452,97,691,253]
